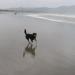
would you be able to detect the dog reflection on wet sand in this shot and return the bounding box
[23,43,37,58]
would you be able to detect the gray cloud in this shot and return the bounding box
[0,0,75,8]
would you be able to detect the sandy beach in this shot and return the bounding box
[0,13,75,75]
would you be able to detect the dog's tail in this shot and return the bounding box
[24,29,27,35]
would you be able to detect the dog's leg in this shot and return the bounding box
[30,39,33,46]
[35,38,37,41]
[29,41,31,44]
[31,40,33,42]
[27,38,30,44]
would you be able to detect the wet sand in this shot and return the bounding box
[0,13,75,75]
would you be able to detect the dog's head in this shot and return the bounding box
[33,33,37,37]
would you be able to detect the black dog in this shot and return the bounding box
[24,29,37,43]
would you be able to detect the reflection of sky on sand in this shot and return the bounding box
[26,14,75,24]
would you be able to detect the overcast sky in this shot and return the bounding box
[0,0,75,9]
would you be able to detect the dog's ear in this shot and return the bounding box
[33,33,37,35]
[33,33,37,37]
